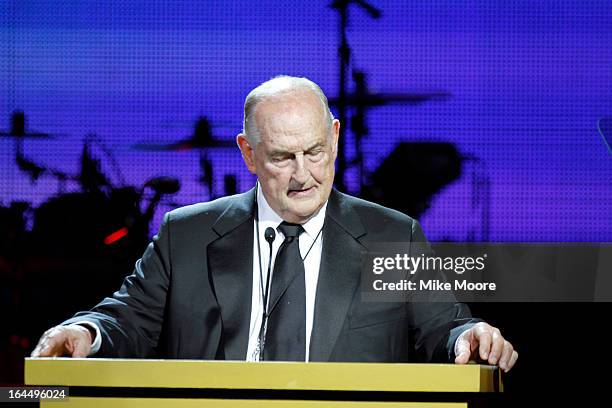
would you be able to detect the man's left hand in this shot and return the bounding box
[454,322,518,372]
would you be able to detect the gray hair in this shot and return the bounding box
[242,75,334,145]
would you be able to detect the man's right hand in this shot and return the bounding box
[31,324,93,358]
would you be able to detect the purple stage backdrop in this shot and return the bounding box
[1,0,611,242]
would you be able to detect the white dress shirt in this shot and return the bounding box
[246,184,326,361]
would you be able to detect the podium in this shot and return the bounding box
[25,358,503,407]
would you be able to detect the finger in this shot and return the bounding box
[475,328,492,361]
[32,327,67,357]
[31,328,54,357]
[506,350,519,372]
[71,340,91,357]
[31,336,46,357]
[498,340,514,371]
[454,338,472,364]
[69,333,92,358]
[487,329,504,365]
[31,343,43,357]
[44,333,66,357]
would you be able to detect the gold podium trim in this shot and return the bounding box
[41,397,467,408]
[26,358,501,393]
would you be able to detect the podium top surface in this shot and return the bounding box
[25,358,502,393]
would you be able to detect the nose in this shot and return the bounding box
[292,153,309,184]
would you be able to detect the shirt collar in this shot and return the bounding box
[256,183,327,239]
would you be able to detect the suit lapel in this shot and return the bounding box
[208,188,255,360]
[309,189,366,361]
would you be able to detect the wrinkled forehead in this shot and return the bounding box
[255,91,328,144]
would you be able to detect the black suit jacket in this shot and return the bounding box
[65,188,478,362]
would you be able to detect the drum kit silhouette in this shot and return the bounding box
[1,0,470,260]
[0,111,238,363]
[0,110,196,259]
[0,88,460,260]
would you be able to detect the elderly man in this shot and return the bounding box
[32,76,517,372]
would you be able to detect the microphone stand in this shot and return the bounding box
[330,0,381,192]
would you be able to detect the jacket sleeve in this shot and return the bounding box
[62,212,173,357]
[406,220,481,362]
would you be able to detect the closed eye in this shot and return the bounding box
[307,150,324,162]
[271,153,292,166]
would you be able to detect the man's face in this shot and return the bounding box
[237,91,339,224]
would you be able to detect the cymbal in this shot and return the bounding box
[0,131,51,139]
[132,138,235,152]
[133,116,236,152]
[328,92,450,108]
[1,111,52,139]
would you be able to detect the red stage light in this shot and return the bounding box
[104,227,129,245]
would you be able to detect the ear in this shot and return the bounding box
[236,133,257,174]
[330,119,340,160]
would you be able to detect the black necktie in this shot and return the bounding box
[263,221,306,361]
